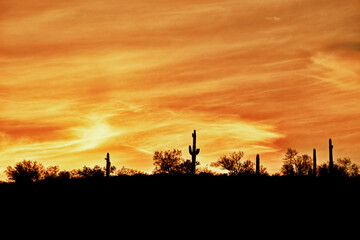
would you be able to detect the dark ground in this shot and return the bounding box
[2,175,359,201]
[1,175,359,231]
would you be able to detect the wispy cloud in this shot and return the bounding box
[265,16,281,22]
[310,52,360,90]
[1,0,360,178]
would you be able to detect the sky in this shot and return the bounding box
[1,0,360,179]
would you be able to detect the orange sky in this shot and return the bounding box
[1,0,360,179]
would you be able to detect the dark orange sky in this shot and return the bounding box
[1,0,360,179]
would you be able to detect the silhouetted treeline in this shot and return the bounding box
[3,148,359,184]
[279,148,359,177]
[3,131,359,183]
[4,160,146,184]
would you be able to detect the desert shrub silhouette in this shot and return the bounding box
[5,160,44,183]
[153,149,199,175]
[318,157,359,177]
[280,148,312,176]
[210,151,267,176]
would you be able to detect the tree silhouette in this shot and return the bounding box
[211,151,268,176]
[153,149,199,175]
[116,166,147,176]
[295,154,312,176]
[336,157,360,177]
[58,170,71,180]
[5,160,44,183]
[280,148,297,176]
[318,157,360,177]
[180,159,200,174]
[240,160,255,176]
[211,151,244,176]
[153,149,183,174]
[280,148,312,176]
[43,166,60,180]
[71,165,115,179]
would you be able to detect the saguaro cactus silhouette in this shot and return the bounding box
[256,154,260,175]
[329,139,333,175]
[313,148,317,176]
[189,130,200,175]
[105,152,111,178]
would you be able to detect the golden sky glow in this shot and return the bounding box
[1,0,360,179]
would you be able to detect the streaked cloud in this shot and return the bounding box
[0,0,359,178]
[265,16,281,22]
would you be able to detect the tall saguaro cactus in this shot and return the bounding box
[256,154,260,175]
[105,152,111,178]
[189,130,200,175]
[313,148,317,176]
[329,139,334,175]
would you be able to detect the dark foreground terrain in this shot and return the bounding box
[2,175,359,200]
[1,175,359,228]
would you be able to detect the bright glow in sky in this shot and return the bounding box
[1,0,360,179]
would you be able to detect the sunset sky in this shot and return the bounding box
[1,0,360,179]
